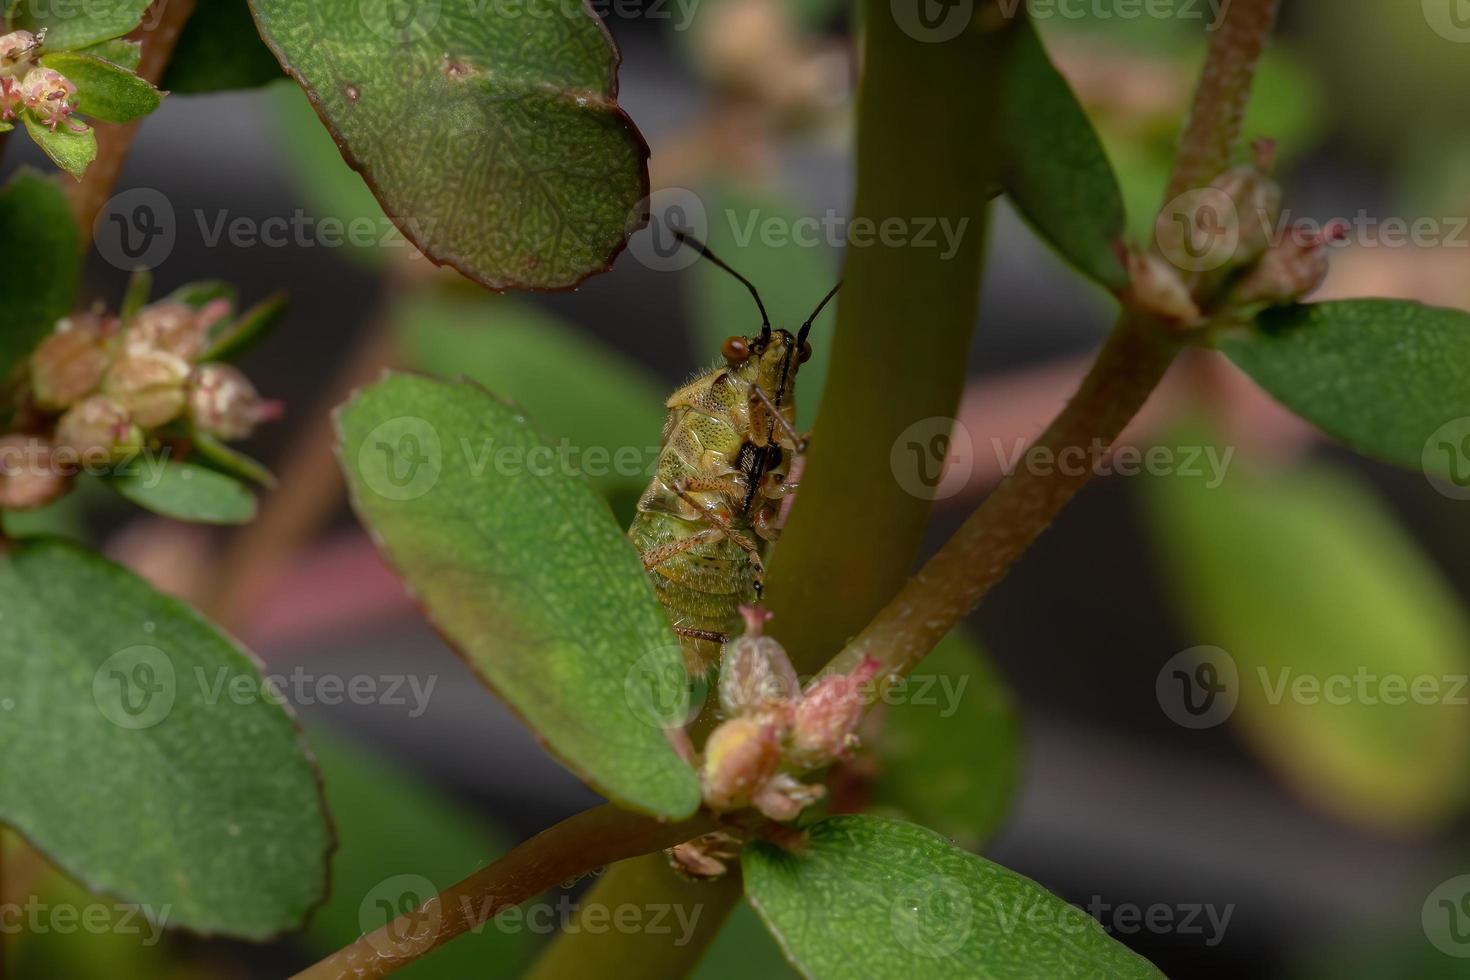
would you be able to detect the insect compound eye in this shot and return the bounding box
[722,336,750,363]
[798,341,813,364]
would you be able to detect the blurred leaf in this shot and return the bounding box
[693,900,798,980]
[190,431,276,488]
[1000,20,1127,289]
[0,169,78,386]
[9,0,151,49]
[398,290,664,496]
[165,280,237,311]
[1222,300,1470,474]
[24,115,97,180]
[870,630,1020,850]
[108,461,257,525]
[691,184,837,430]
[201,291,287,362]
[248,0,649,289]
[77,38,143,71]
[744,815,1164,979]
[336,374,701,818]
[1148,446,1470,829]
[304,731,534,979]
[39,53,163,123]
[162,0,283,92]
[120,267,152,322]
[0,539,331,937]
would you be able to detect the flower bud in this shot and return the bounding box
[1230,221,1344,308]
[126,302,209,361]
[700,713,784,812]
[55,396,143,464]
[787,658,880,770]
[20,67,77,131]
[751,772,826,823]
[1210,155,1283,268]
[668,831,741,881]
[1124,251,1201,325]
[187,364,278,441]
[30,315,115,411]
[104,349,190,429]
[0,31,39,79]
[0,435,68,510]
[719,607,799,716]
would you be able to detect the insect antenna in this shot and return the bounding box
[670,227,772,341]
[796,280,842,348]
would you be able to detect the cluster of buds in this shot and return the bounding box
[1,294,279,511]
[1133,140,1340,328]
[0,30,84,134]
[697,607,880,823]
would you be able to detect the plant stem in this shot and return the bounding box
[291,805,717,980]
[66,0,198,241]
[1163,0,1282,202]
[825,315,1182,678]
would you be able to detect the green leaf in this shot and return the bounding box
[336,374,701,818]
[9,0,151,49]
[744,815,1164,979]
[162,0,283,92]
[38,53,163,123]
[108,460,258,525]
[202,291,287,362]
[0,539,331,937]
[690,184,837,430]
[0,169,79,386]
[120,266,152,321]
[870,631,1020,850]
[303,732,534,979]
[695,900,799,980]
[1147,445,1470,829]
[248,0,650,290]
[76,38,143,71]
[190,430,276,488]
[1000,20,1128,290]
[23,114,97,179]
[397,290,664,496]
[166,279,237,310]
[1222,300,1470,473]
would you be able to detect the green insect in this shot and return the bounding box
[629,231,840,677]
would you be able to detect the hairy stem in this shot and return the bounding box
[66,0,197,242]
[292,805,717,980]
[1164,0,1282,201]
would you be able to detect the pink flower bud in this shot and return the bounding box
[54,396,143,464]
[20,67,78,132]
[187,364,278,441]
[1209,159,1283,267]
[751,772,826,823]
[788,658,880,770]
[700,714,784,812]
[30,315,116,411]
[1230,221,1345,308]
[0,31,40,79]
[126,302,209,362]
[719,632,799,717]
[104,349,190,429]
[0,435,68,510]
[667,831,741,881]
[1123,251,1201,326]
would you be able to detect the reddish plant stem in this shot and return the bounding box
[66,0,198,242]
[291,805,718,980]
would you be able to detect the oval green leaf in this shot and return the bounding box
[0,169,79,388]
[39,52,163,123]
[870,631,1020,850]
[1147,446,1470,829]
[108,460,258,525]
[1222,300,1470,474]
[335,373,700,818]
[9,0,151,49]
[77,38,143,71]
[23,114,97,179]
[744,815,1164,979]
[1000,20,1128,290]
[0,539,331,938]
[248,0,650,289]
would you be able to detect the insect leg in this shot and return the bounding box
[749,385,810,453]
[671,480,767,597]
[640,527,725,572]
